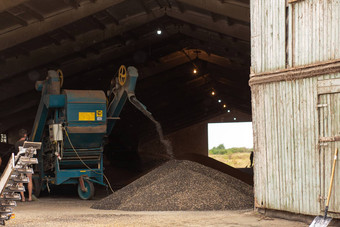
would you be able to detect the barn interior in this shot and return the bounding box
[0,0,252,189]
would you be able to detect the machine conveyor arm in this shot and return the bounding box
[106,66,140,135]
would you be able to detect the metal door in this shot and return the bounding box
[318,78,340,215]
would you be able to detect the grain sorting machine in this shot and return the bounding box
[29,66,143,199]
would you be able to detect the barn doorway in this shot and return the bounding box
[208,122,253,168]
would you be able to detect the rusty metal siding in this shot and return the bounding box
[251,0,340,217]
[318,75,340,214]
[252,73,340,217]
[250,0,286,74]
[252,1,340,72]
[289,0,340,67]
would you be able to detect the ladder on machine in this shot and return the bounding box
[0,142,40,225]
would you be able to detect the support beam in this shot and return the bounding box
[0,31,245,102]
[138,0,152,14]
[175,1,186,13]
[176,0,249,23]
[105,9,119,25]
[0,7,249,81]
[178,24,249,55]
[139,48,234,78]
[59,28,76,41]
[0,9,165,81]
[2,11,28,26]
[0,31,183,102]
[64,0,80,9]
[166,8,249,41]
[0,0,28,12]
[139,53,191,78]
[0,0,125,51]
[91,16,106,30]
[21,4,44,21]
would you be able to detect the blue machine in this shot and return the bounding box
[29,66,141,199]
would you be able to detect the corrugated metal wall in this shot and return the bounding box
[252,73,340,216]
[318,76,340,214]
[250,1,286,74]
[251,0,340,217]
[251,0,340,73]
[289,0,340,67]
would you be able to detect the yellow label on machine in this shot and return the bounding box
[96,110,103,117]
[79,112,95,121]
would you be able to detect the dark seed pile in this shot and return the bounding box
[92,160,254,211]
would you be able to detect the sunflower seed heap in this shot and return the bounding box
[92,160,253,211]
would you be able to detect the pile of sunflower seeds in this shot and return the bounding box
[92,160,253,211]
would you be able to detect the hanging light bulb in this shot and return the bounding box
[218,99,221,103]
[156,29,162,35]
[193,68,198,74]
[227,109,231,113]
[233,117,237,121]
[211,91,215,96]
[223,104,226,108]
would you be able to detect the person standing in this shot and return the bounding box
[14,129,33,202]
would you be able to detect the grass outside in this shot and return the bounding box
[209,152,252,168]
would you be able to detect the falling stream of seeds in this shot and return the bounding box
[129,96,173,158]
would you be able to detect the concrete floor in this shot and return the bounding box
[7,197,308,227]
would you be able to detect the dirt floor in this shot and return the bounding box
[209,153,252,168]
[7,197,308,227]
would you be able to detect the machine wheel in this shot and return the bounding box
[118,65,127,86]
[33,176,42,197]
[77,180,95,200]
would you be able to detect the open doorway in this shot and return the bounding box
[208,122,253,168]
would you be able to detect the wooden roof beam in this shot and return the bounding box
[138,0,152,14]
[176,0,249,23]
[64,0,80,9]
[0,32,183,102]
[0,9,166,81]
[21,4,44,21]
[0,0,125,51]
[175,1,186,13]
[0,0,28,12]
[166,8,249,41]
[91,15,106,30]
[3,11,27,26]
[105,9,119,25]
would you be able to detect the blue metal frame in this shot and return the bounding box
[54,152,105,186]
[30,67,139,197]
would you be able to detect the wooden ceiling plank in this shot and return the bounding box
[64,0,80,9]
[0,0,28,12]
[0,0,125,51]
[166,8,249,41]
[21,4,44,21]
[91,16,106,30]
[3,11,28,26]
[105,9,119,25]
[176,0,249,23]
[0,9,166,81]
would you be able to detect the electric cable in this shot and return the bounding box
[63,127,115,194]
